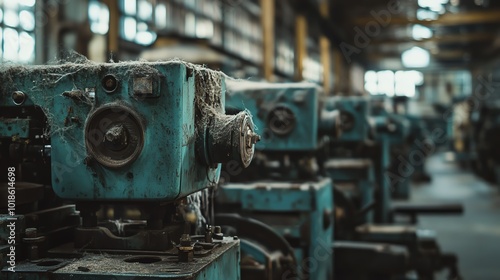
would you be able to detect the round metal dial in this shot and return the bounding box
[267,105,296,136]
[85,104,145,168]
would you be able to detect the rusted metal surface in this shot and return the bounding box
[1,239,240,280]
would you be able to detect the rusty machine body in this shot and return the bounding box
[215,81,337,280]
[0,61,259,279]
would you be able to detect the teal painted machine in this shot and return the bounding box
[1,62,256,201]
[323,96,371,143]
[370,113,411,223]
[322,96,376,229]
[225,82,321,151]
[216,81,335,280]
[0,61,260,279]
[321,96,463,279]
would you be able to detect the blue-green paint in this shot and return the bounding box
[0,62,223,201]
[226,84,319,151]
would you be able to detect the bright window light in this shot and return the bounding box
[0,2,36,63]
[155,4,167,28]
[395,71,416,97]
[409,70,424,86]
[119,0,156,45]
[122,17,137,40]
[365,70,424,97]
[135,31,156,45]
[412,24,432,40]
[418,0,448,9]
[0,27,3,57]
[137,0,152,21]
[4,28,19,61]
[4,1,18,10]
[18,31,35,63]
[4,9,19,27]
[123,0,136,15]
[185,12,196,36]
[89,1,110,34]
[19,0,36,7]
[402,47,430,68]
[377,70,395,96]
[19,10,35,31]
[196,19,214,38]
[365,71,377,83]
[417,9,439,20]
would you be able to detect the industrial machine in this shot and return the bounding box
[391,96,432,189]
[322,96,375,227]
[323,96,463,280]
[370,98,412,210]
[215,81,336,280]
[323,96,408,224]
[471,97,500,185]
[0,61,260,279]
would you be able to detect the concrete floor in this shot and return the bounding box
[408,153,500,280]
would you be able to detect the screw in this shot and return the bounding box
[214,226,222,234]
[178,234,194,262]
[102,74,118,92]
[104,125,128,149]
[25,228,37,238]
[205,225,213,243]
[12,91,26,105]
[213,226,224,240]
[180,234,191,246]
[250,132,261,144]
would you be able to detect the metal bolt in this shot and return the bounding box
[12,91,26,105]
[25,228,37,238]
[213,226,224,240]
[245,129,260,151]
[194,244,203,251]
[178,234,194,262]
[178,249,194,262]
[180,234,191,246]
[105,79,115,88]
[205,225,213,243]
[214,226,222,234]
[102,74,118,92]
[23,228,45,261]
[104,125,128,150]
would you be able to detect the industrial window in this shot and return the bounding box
[0,0,36,63]
[303,56,323,83]
[89,0,110,35]
[119,0,157,45]
[365,70,424,97]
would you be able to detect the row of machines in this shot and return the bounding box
[0,60,463,279]
[214,81,463,279]
[449,93,500,187]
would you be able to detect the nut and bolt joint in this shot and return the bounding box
[178,234,194,262]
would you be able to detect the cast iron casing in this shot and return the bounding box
[226,81,319,151]
[324,96,371,143]
[0,62,230,201]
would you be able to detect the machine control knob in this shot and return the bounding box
[85,104,145,168]
[104,124,128,151]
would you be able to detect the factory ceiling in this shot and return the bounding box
[329,0,500,69]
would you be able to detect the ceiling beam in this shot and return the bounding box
[367,49,468,61]
[370,32,496,45]
[352,10,500,26]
